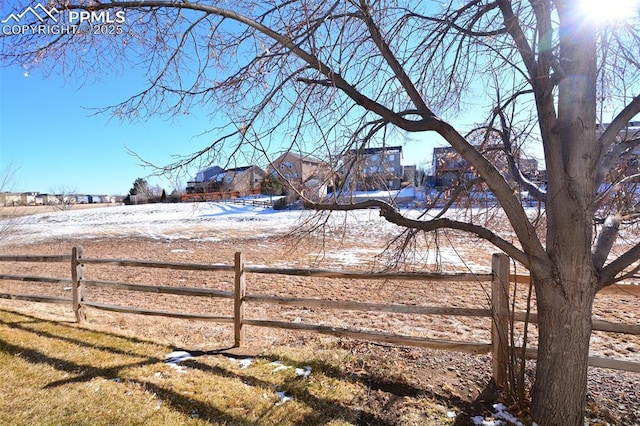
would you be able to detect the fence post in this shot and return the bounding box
[491,253,510,388]
[71,246,85,322]
[234,251,246,347]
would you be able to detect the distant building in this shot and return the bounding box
[186,165,225,194]
[402,165,417,185]
[212,165,266,194]
[266,152,330,201]
[186,165,266,195]
[35,193,59,205]
[432,146,541,188]
[432,146,473,188]
[341,145,404,191]
[267,152,325,183]
[0,192,22,206]
[196,165,226,182]
[127,194,148,205]
[595,121,640,140]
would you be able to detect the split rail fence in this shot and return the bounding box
[0,248,639,386]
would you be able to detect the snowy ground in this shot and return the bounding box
[1,202,293,243]
[1,202,382,244]
[0,201,497,271]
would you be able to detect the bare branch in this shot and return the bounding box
[600,241,640,287]
[304,199,529,266]
[592,214,621,270]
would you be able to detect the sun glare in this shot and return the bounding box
[580,0,638,23]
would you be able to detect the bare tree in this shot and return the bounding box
[0,163,21,237]
[49,184,78,211]
[3,1,640,424]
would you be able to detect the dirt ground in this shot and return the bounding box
[1,232,639,424]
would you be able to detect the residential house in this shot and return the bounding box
[213,165,266,194]
[595,121,640,139]
[0,192,22,206]
[402,165,417,185]
[267,152,322,182]
[432,146,472,188]
[265,152,332,201]
[341,146,404,191]
[36,193,59,205]
[186,165,225,194]
[432,146,541,189]
[76,195,90,204]
[186,165,266,195]
[22,192,38,205]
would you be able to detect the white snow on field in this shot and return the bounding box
[0,202,302,245]
[0,201,499,270]
[0,201,432,245]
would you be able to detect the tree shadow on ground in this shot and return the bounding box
[0,309,387,424]
[0,308,504,425]
[185,348,502,425]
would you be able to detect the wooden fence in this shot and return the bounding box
[179,192,275,207]
[180,190,268,204]
[0,248,639,386]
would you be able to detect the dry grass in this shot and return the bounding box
[0,203,116,219]
[0,307,466,425]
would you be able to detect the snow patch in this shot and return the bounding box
[164,350,193,373]
[275,391,293,405]
[471,403,534,426]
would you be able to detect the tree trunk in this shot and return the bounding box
[530,271,597,425]
[528,3,600,424]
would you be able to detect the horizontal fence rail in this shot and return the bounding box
[0,255,73,306]
[0,274,72,285]
[81,301,235,323]
[0,293,71,305]
[0,255,71,263]
[518,346,640,373]
[511,311,640,335]
[244,265,493,282]
[0,247,638,382]
[82,279,234,299]
[243,318,493,354]
[81,257,235,272]
[244,294,492,317]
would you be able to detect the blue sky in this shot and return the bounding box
[0,63,229,195]
[0,62,443,196]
